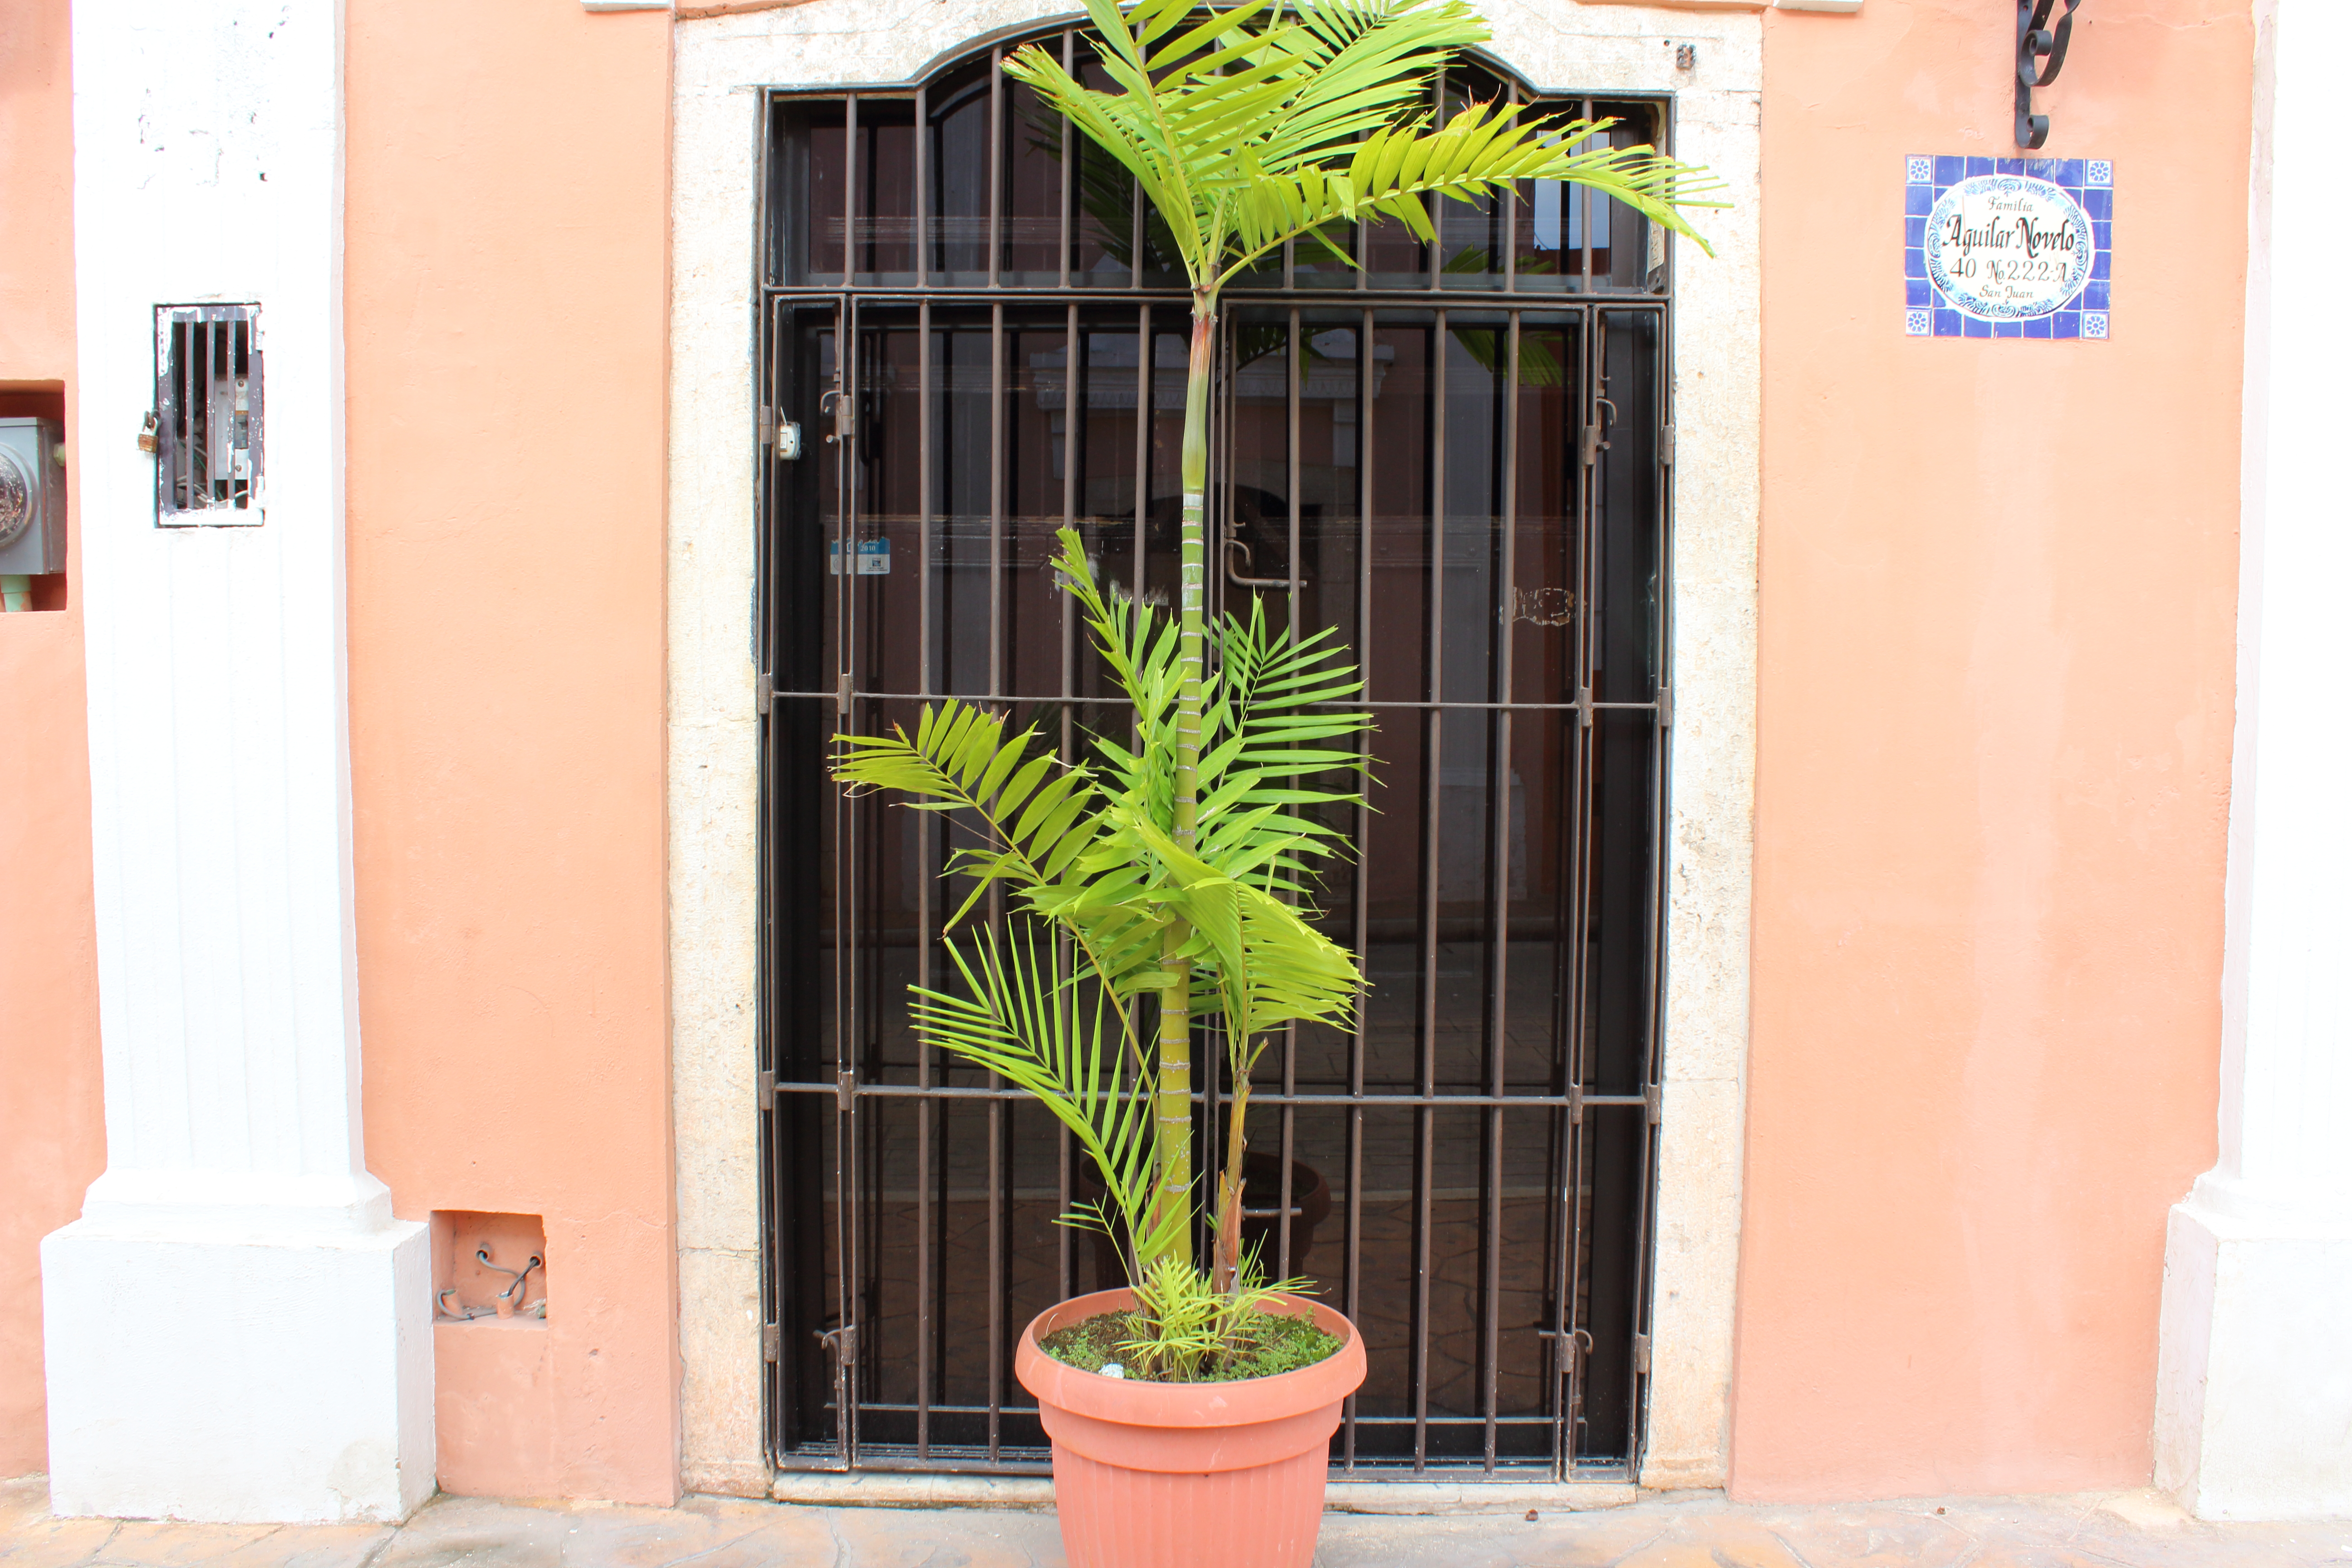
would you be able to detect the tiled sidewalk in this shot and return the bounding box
[3,1475,2347,1567]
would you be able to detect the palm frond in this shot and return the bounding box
[911,929,1183,1268]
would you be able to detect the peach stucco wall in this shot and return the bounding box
[1734,0,2247,1499]
[0,0,104,1482]
[344,0,680,1504]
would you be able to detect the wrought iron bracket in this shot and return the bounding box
[2016,0,2082,150]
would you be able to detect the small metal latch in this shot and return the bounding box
[1644,1083,1663,1125]
[835,1068,855,1112]
[818,1323,858,1364]
[757,1069,777,1102]
[762,1323,781,1362]
[1659,425,1676,467]
[137,412,159,454]
[1581,423,1605,467]
[1656,686,1673,730]
[1633,1333,1652,1374]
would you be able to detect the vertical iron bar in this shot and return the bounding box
[1134,304,1150,606]
[1626,312,1670,1472]
[1427,69,1446,294]
[991,303,1007,698]
[1562,308,1601,1467]
[915,297,935,1460]
[1060,32,1074,292]
[1579,101,1595,290]
[1132,165,1145,293]
[1060,299,1080,1305]
[1343,303,1374,1476]
[1277,305,1301,1277]
[1503,82,1518,295]
[845,94,859,280]
[828,298,858,1467]
[989,51,1004,290]
[916,86,930,288]
[1481,311,1520,1473]
[986,298,1007,1461]
[1413,308,1447,1473]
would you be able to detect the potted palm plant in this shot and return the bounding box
[835,1,1716,1562]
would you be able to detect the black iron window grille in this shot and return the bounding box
[755,28,1676,1483]
[154,304,264,524]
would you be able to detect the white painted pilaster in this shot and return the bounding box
[42,0,432,1524]
[2154,0,2352,1523]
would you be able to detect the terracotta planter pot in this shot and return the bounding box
[1014,1286,1368,1568]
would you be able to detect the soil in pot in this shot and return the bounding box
[1039,1306,1343,1382]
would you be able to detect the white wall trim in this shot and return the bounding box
[2154,0,2352,1522]
[49,0,432,1524]
[667,0,1759,1491]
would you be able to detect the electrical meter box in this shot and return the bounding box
[0,417,66,576]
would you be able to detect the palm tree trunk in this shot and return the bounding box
[1147,300,1217,1274]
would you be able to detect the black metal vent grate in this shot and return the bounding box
[155,304,264,524]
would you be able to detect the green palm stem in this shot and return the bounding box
[1154,301,1215,1272]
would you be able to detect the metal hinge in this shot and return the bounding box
[1582,422,1607,467]
[762,1323,781,1362]
[1656,686,1673,730]
[1633,1333,1652,1374]
[835,1068,855,1112]
[755,673,772,716]
[835,670,852,715]
[1566,1081,1585,1124]
[1644,1083,1663,1125]
[757,1069,776,1102]
[1574,686,1594,729]
[758,405,775,446]
[1660,425,1676,467]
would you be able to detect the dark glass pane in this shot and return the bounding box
[1508,317,1583,705]
[1364,314,1431,706]
[1504,709,1576,1099]
[1593,311,1659,704]
[1068,57,1133,284]
[1436,65,1509,290]
[1225,308,1292,608]
[1576,1103,1645,1460]
[779,101,849,283]
[1298,314,1364,668]
[1365,209,1429,290]
[931,312,995,695]
[1003,316,1071,697]
[1437,315,1508,706]
[1290,220,1357,289]
[1002,78,1063,284]
[929,63,992,282]
[855,99,918,281]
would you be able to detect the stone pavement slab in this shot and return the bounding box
[5,1475,2348,1568]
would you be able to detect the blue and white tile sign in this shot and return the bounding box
[1906,155,2112,339]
